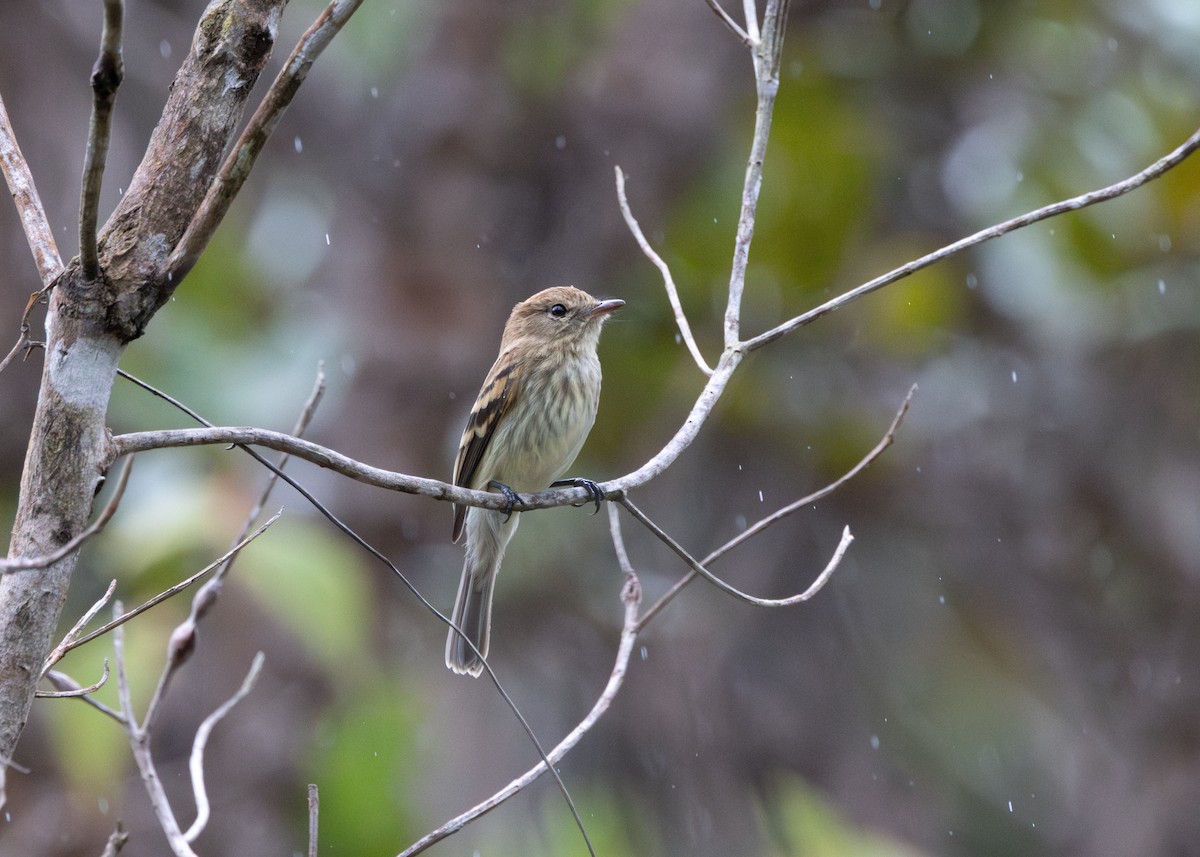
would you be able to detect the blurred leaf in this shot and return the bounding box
[235,516,372,671]
[762,777,930,857]
[309,683,423,853]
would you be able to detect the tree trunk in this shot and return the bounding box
[0,0,286,770]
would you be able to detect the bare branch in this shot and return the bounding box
[109,425,617,515]
[167,0,366,281]
[637,383,916,629]
[399,516,642,857]
[704,0,752,46]
[619,494,852,607]
[59,513,281,658]
[183,652,265,843]
[79,0,125,280]
[2,456,133,576]
[307,784,319,857]
[42,671,125,723]
[615,166,712,376]
[43,579,117,675]
[0,95,63,284]
[743,125,1200,352]
[98,822,129,857]
[37,661,110,698]
[0,287,51,376]
[723,0,786,349]
[741,0,761,45]
[114,603,198,857]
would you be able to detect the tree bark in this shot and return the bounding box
[0,0,286,770]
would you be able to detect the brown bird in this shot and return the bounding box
[446,286,623,676]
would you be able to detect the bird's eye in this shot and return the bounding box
[549,303,568,318]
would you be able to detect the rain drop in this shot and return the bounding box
[294,136,303,153]
[160,39,171,59]
[555,135,567,150]
[1158,279,1166,294]
[870,735,880,750]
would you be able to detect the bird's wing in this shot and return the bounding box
[452,352,520,542]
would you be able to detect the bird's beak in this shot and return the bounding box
[589,298,625,317]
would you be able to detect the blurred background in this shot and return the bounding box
[3,0,1200,855]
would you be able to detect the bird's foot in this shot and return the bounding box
[551,477,605,514]
[487,480,521,523]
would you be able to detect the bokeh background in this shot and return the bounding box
[3,0,1200,855]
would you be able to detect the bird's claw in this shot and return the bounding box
[487,480,521,523]
[551,477,605,515]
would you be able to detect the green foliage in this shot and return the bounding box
[309,683,423,854]
[762,777,929,857]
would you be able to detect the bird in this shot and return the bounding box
[446,285,623,676]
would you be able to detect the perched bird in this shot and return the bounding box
[446,286,623,676]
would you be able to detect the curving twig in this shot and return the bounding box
[637,383,916,629]
[37,661,110,698]
[615,166,712,375]
[619,495,851,608]
[183,653,265,843]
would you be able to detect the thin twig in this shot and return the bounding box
[183,652,265,843]
[0,94,63,284]
[619,495,852,607]
[704,0,752,46]
[37,661,110,698]
[3,456,133,576]
[42,671,125,723]
[637,383,916,629]
[79,0,125,281]
[114,602,198,857]
[98,822,129,857]
[0,286,52,376]
[615,166,712,375]
[59,514,281,658]
[399,508,642,856]
[43,579,117,675]
[166,0,365,281]
[743,125,1200,352]
[723,0,785,349]
[307,784,319,857]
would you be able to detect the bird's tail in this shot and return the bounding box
[445,510,516,676]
